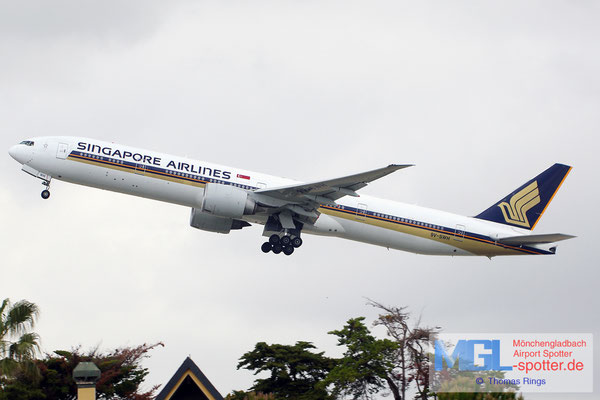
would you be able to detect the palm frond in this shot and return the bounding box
[0,299,9,317]
[0,298,10,338]
[5,301,39,336]
[8,332,40,361]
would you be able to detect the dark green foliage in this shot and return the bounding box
[323,317,399,399]
[0,298,40,378]
[431,368,522,400]
[236,341,334,400]
[0,379,46,400]
[437,392,524,400]
[232,302,526,400]
[225,391,277,400]
[0,343,163,400]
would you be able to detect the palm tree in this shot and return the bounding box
[0,298,40,377]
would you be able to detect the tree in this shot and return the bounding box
[0,342,164,400]
[322,302,439,400]
[431,360,521,400]
[225,391,277,400]
[232,303,525,400]
[236,341,334,400]
[368,300,439,400]
[0,298,40,379]
[436,390,524,400]
[323,317,399,400]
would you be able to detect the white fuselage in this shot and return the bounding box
[9,137,554,257]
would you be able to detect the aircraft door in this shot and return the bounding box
[56,143,69,159]
[356,203,368,221]
[134,163,146,175]
[454,224,465,241]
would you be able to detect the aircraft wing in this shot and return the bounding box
[254,164,413,204]
[497,233,576,245]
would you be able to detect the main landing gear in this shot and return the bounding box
[261,234,303,256]
[41,179,51,199]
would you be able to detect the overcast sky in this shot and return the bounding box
[1,1,598,398]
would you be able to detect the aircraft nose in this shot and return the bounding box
[8,145,19,160]
[8,144,30,164]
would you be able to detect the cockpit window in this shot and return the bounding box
[19,140,34,146]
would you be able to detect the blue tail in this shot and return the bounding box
[475,163,572,230]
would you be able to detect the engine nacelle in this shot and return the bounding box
[189,208,250,234]
[201,183,256,219]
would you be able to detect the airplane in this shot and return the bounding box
[8,137,574,257]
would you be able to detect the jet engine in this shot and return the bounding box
[201,183,256,218]
[189,208,250,234]
[189,183,255,234]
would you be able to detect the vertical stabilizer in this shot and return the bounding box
[474,163,572,230]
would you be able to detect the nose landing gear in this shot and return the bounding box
[41,179,51,199]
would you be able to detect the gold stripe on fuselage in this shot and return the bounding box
[319,206,538,256]
[68,153,540,256]
[68,154,208,188]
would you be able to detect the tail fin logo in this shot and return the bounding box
[497,181,540,228]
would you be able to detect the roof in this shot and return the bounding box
[155,357,224,400]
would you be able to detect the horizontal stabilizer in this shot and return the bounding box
[497,233,576,245]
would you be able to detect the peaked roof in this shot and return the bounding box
[155,357,224,400]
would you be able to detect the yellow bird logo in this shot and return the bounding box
[498,181,541,228]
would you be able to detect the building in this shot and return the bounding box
[156,357,224,400]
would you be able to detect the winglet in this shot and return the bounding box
[389,163,415,169]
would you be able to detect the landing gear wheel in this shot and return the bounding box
[283,246,294,256]
[291,237,303,248]
[280,235,291,246]
[41,190,50,199]
[269,234,280,245]
[272,244,282,254]
[261,242,272,253]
